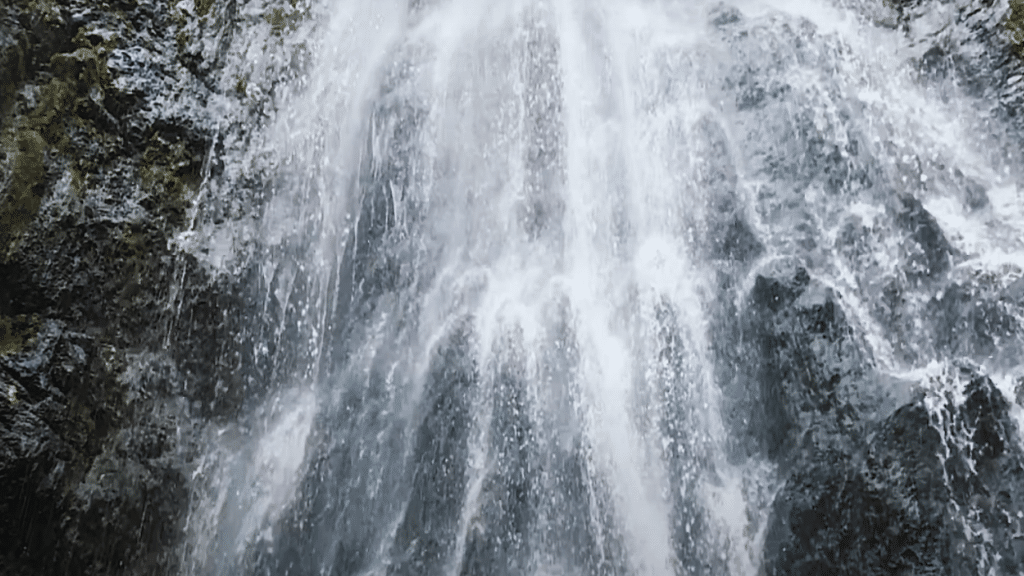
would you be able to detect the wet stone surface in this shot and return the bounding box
[763,364,1024,576]
[0,0,290,573]
[5,0,1024,575]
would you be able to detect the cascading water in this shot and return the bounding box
[182,0,1024,574]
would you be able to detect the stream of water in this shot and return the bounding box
[180,1,1024,574]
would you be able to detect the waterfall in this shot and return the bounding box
[182,0,1024,574]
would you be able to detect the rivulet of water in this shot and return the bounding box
[182,0,1024,574]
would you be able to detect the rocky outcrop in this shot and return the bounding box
[721,263,1024,575]
[0,0,291,573]
[716,263,897,465]
[763,364,1024,576]
[716,250,1024,575]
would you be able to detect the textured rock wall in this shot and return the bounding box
[4,0,1024,575]
[744,3,1024,573]
[0,0,300,573]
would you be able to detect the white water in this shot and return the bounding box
[182,0,1024,574]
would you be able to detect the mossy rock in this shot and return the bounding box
[0,314,41,356]
[0,26,123,258]
[194,0,215,18]
[264,7,304,36]
[1009,0,1024,58]
[139,131,203,228]
[0,129,47,258]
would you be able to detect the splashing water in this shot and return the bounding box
[183,0,1024,574]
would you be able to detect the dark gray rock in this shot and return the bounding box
[718,262,880,464]
[833,194,963,364]
[0,321,190,576]
[763,363,1024,576]
[389,322,478,576]
[0,0,280,574]
[893,193,955,284]
[925,270,1024,369]
[690,116,764,264]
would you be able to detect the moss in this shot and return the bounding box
[264,6,304,36]
[28,79,75,151]
[1009,1,1024,59]
[139,132,203,227]
[1,43,112,254]
[176,29,191,52]
[0,314,40,356]
[0,129,47,256]
[26,0,62,25]
[167,0,188,25]
[70,165,85,194]
[195,0,214,18]
[28,29,116,150]
[234,75,247,96]
[0,40,28,115]
[0,26,125,257]
[49,32,114,111]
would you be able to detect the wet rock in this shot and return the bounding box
[954,168,989,211]
[61,418,189,576]
[926,269,1024,369]
[763,363,1024,576]
[920,45,950,79]
[690,116,764,264]
[840,195,1024,367]
[893,193,954,284]
[709,217,763,263]
[709,4,742,28]
[833,194,962,364]
[719,263,884,464]
[171,261,277,419]
[897,0,1024,145]
[726,19,877,199]
[390,323,478,576]
[0,0,274,573]
[1,321,115,573]
[461,339,536,576]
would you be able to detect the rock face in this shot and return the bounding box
[0,0,285,573]
[728,263,1024,576]
[743,4,1024,571]
[4,0,1024,575]
[716,263,895,465]
[763,365,1024,576]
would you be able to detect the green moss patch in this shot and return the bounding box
[195,0,214,18]
[264,4,308,36]
[0,314,40,356]
[1009,0,1024,58]
[139,131,203,228]
[0,28,121,257]
[0,129,47,257]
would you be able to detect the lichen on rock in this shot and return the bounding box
[0,314,40,356]
[1007,0,1024,58]
[0,129,47,258]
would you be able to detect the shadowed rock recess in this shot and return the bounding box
[5,0,1024,575]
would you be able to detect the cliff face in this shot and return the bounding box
[749,2,1024,574]
[0,0,293,573]
[4,0,1024,575]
